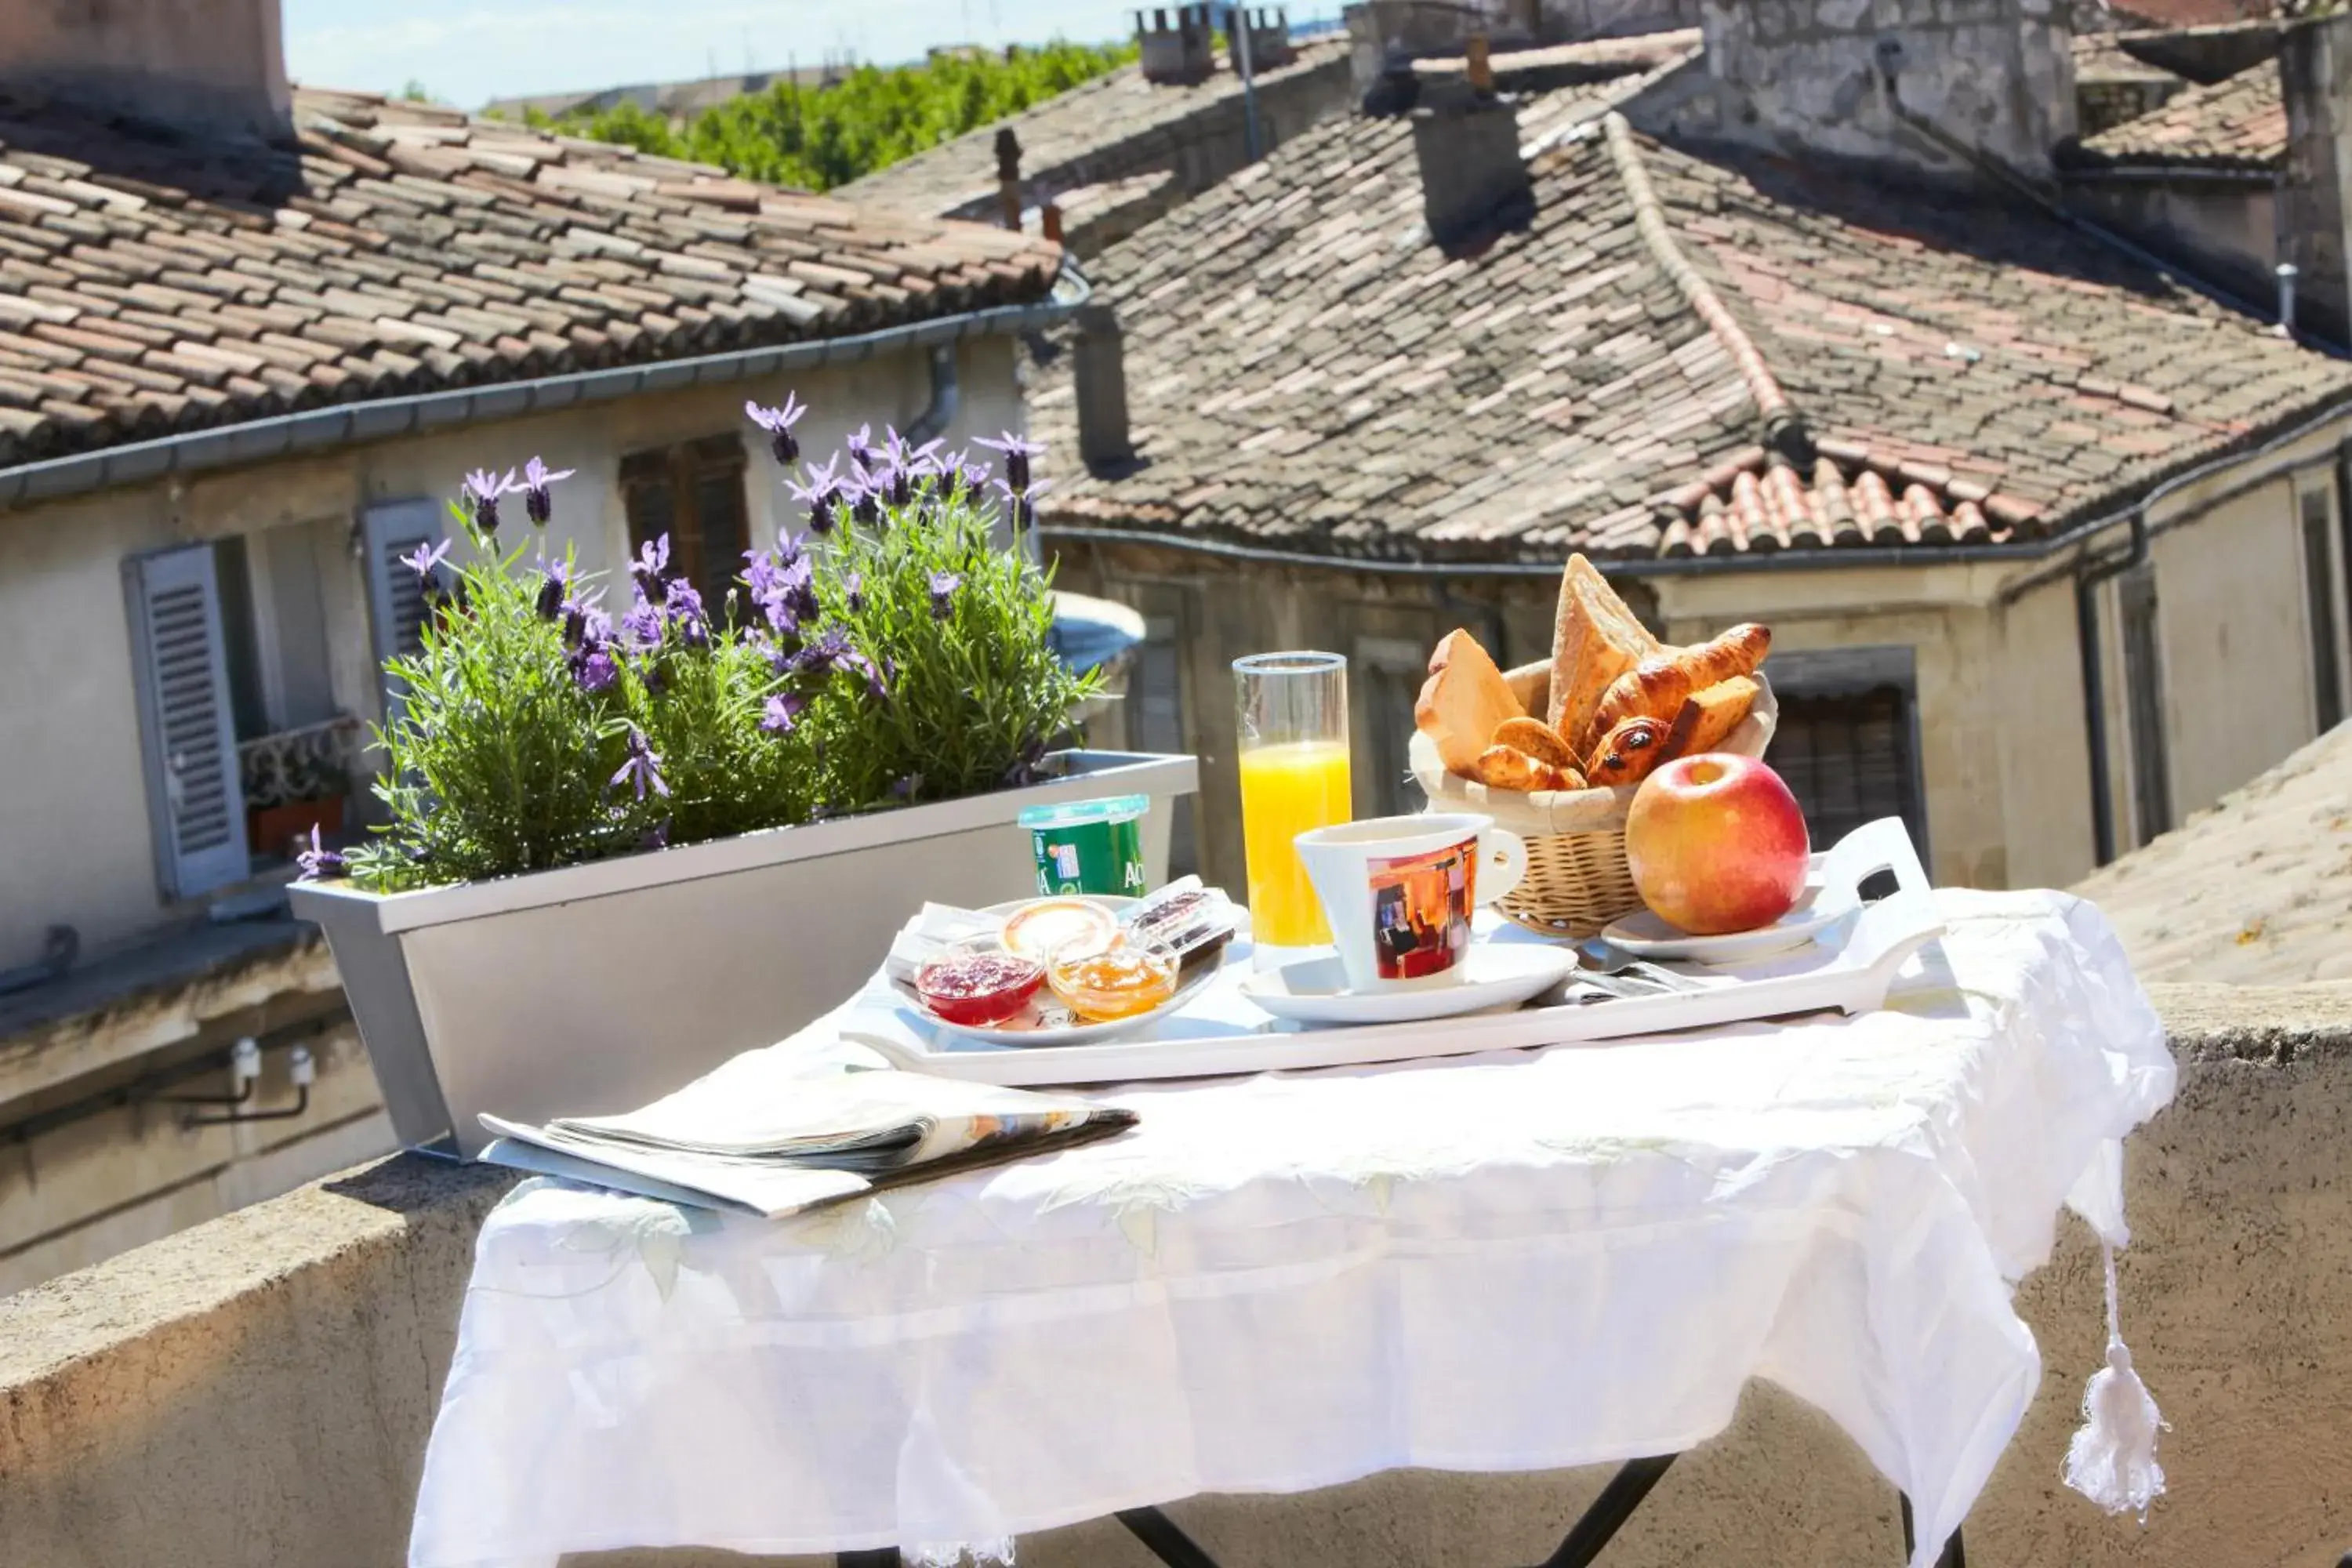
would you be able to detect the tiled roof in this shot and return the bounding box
[834,39,1350,217]
[1033,85,2352,565]
[2070,30,2185,82]
[2070,63,2285,169]
[2074,721,2352,984]
[0,86,1063,471]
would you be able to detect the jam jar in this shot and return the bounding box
[916,943,1046,1027]
[1045,936,1179,1022]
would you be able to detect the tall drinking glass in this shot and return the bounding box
[1234,652,1352,949]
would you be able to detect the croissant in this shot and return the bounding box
[1583,699,1703,787]
[1586,623,1770,742]
[1472,743,1578,793]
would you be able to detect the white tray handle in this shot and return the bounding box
[1815,817,1932,910]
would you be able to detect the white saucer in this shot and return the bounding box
[1240,944,1576,1026]
[1599,884,1846,964]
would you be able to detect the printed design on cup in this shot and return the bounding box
[1366,837,1478,982]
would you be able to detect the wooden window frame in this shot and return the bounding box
[620,435,752,618]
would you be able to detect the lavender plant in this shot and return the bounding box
[321,400,1094,894]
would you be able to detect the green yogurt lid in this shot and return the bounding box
[1019,793,1149,829]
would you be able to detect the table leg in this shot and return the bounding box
[1116,1505,1225,1568]
[1898,1494,1966,1568]
[1530,1452,1681,1568]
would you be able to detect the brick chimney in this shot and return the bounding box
[1138,5,1218,85]
[1230,6,1297,74]
[1626,0,2076,184]
[2279,13,2352,347]
[0,0,292,141]
[1410,45,1534,250]
[1073,303,1135,470]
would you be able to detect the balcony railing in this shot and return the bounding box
[238,714,361,812]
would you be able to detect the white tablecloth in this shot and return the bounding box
[408,890,2175,1568]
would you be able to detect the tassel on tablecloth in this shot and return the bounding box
[2063,1238,2167,1519]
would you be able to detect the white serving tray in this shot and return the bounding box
[844,890,1947,1087]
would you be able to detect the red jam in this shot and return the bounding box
[916,947,1046,1026]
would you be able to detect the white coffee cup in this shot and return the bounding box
[1294,813,1528,993]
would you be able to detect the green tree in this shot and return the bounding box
[557,39,1137,191]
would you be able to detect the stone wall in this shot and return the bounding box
[2062,174,2280,327]
[1628,0,2078,182]
[0,0,290,140]
[2,988,2348,1567]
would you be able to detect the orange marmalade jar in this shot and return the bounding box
[1045,937,1178,1022]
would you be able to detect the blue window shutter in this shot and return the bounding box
[124,544,251,900]
[361,499,445,713]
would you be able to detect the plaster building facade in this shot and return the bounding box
[0,0,1065,1292]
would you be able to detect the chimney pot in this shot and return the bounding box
[0,0,292,141]
[1074,303,1134,470]
[1410,94,1532,250]
[1465,34,1494,96]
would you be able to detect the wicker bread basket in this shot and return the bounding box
[1409,662,1778,938]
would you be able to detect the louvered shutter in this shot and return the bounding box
[124,545,250,899]
[361,499,445,713]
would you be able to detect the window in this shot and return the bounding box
[1129,597,1197,878]
[1763,646,1929,877]
[124,546,250,899]
[2303,484,2344,733]
[2118,564,2171,846]
[621,437,751,616]
[1353,635,1432,821]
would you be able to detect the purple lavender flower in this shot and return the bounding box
[573,647,619,693]
[786,455,844,535]
[927,568,962,620]
[296,825,347,881]
[975,432,1043,495]
[746,393,806,467]
[777,553,820,622]
[640,820,671,852]
[843,571,864,613]
[631,535,672,604]
[640,659,668,698]
[462,468,517,535]
[665,580,710,649]
[400,537,455,579]
[890,772,925,802]
[744,549,782,606]
[521,456,574,527]
[535,561,568,622]
[760,691,808,735]
[791,626,850,679]
[847,423,875,468]
[620,591,665,652]
[611,727,669,801]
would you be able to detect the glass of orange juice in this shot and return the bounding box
[1233,652,1352,949]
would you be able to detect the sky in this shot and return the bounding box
[281,2,1150,107]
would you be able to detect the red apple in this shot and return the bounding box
[1624,754,1810,935]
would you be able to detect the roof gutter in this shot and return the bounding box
[0,263,1091,510]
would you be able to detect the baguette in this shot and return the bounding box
[1548,554,1659,751]
[1586,622,1770,741]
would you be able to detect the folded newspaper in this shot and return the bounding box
[480,1043,1135,1218]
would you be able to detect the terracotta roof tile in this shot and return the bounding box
[2070,63,2286,171]
[0,84,1063,470]
[1034,84,2352,566]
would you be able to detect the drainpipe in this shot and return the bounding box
[903,341,961,445]
[1234,4,1265,162]
[2074,510,2150,868]
[2278,262,2300,338]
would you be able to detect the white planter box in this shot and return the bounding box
[290,750,1197,1157]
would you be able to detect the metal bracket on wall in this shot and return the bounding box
[172,1038,315,1128]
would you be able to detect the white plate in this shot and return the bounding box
[912,895,1217,1047]
[1240,944,1577,1026]
[1600,886,1847,964]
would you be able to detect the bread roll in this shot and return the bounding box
[1415,629,1523,777]
[1586,622,1771,741]
[1471,743,1573,793]
[1491,717,1579,771]
[1682,676,1759,755]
